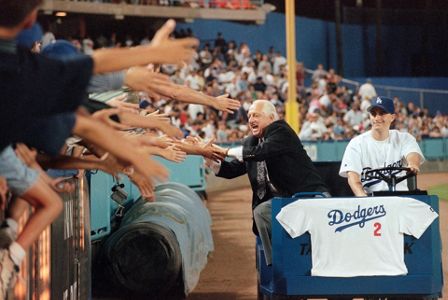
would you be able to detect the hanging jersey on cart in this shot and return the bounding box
[276,196,438,277]
[339,130,424,193]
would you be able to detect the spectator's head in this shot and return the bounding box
[307,112,319,122]
[248,100,279,137]
[196,112,205,121]
[241,45,250,57]
[407,101,416,111]
[41,39,80,59]
[16,22,42,50]
[70,38,82,51]
[0,0,43,29]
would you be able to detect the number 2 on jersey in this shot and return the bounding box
[373,222,382,236]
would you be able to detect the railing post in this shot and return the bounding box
[419,91,424,109]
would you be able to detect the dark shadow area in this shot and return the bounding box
[313,161,353,197]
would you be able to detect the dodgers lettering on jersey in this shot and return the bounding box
[361,160,403,189]
[276,196,438,277]
[328,204,386,232]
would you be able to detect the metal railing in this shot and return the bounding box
[340,77,448,110]
[305,68,448,111]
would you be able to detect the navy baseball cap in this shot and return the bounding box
[368,96,395,114]
[16,23,43,49]
[41,39,79,59]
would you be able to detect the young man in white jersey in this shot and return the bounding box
[339,96,424,196]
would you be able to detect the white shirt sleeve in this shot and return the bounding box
[339,139,363,178]
[275,201,311,238]
[399,198,438,239]
[401,133,425,164]
[205,145,243,174]
[227,146,243,162]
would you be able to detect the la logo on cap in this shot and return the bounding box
[376,97,382,104]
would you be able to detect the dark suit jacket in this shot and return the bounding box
[217,120,328,220]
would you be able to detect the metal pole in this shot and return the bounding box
[285,0,299,133]
[419,91,424,109]
[375,0,383,76]
[335,0,344,76]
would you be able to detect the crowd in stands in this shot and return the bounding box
[65,0,258,9]
[64,29,448,143]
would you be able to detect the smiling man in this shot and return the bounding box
[339,96,424,196]
[208,100,329,266]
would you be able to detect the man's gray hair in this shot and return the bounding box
[252,100,279,120]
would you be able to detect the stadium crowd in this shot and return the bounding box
[64,0,257,9]
[63,29,448,143]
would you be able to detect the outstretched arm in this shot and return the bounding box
[36,153,121,176]
[118,111,183,138]
[0,176,8,210]
[92,40,197,74]
[92,20,198,74]
[172,138,225,161]
[142,145,186,163]
[161,83,241,113]
[92,107,182,138]
[73,114,168,182]
[123,66,241,113]
[120,18,236,113]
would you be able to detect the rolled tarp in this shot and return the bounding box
[101,221,182,296]
[102,182,213,296]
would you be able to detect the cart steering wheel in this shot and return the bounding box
[363,166,417,192]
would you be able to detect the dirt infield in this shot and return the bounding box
[189,173,448,300]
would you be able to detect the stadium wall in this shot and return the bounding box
[177,12,448,77]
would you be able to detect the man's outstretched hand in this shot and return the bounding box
[197,138,227,161]
[211,143,228,161]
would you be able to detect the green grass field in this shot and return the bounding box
[429,184,448,201]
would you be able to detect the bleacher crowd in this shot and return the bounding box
[65,0,258,9]
[66,29,448,143]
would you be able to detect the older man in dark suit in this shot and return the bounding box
[209,100,329,266]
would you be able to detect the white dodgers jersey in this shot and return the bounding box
[276,197,438,277]
[339,130,424,193]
